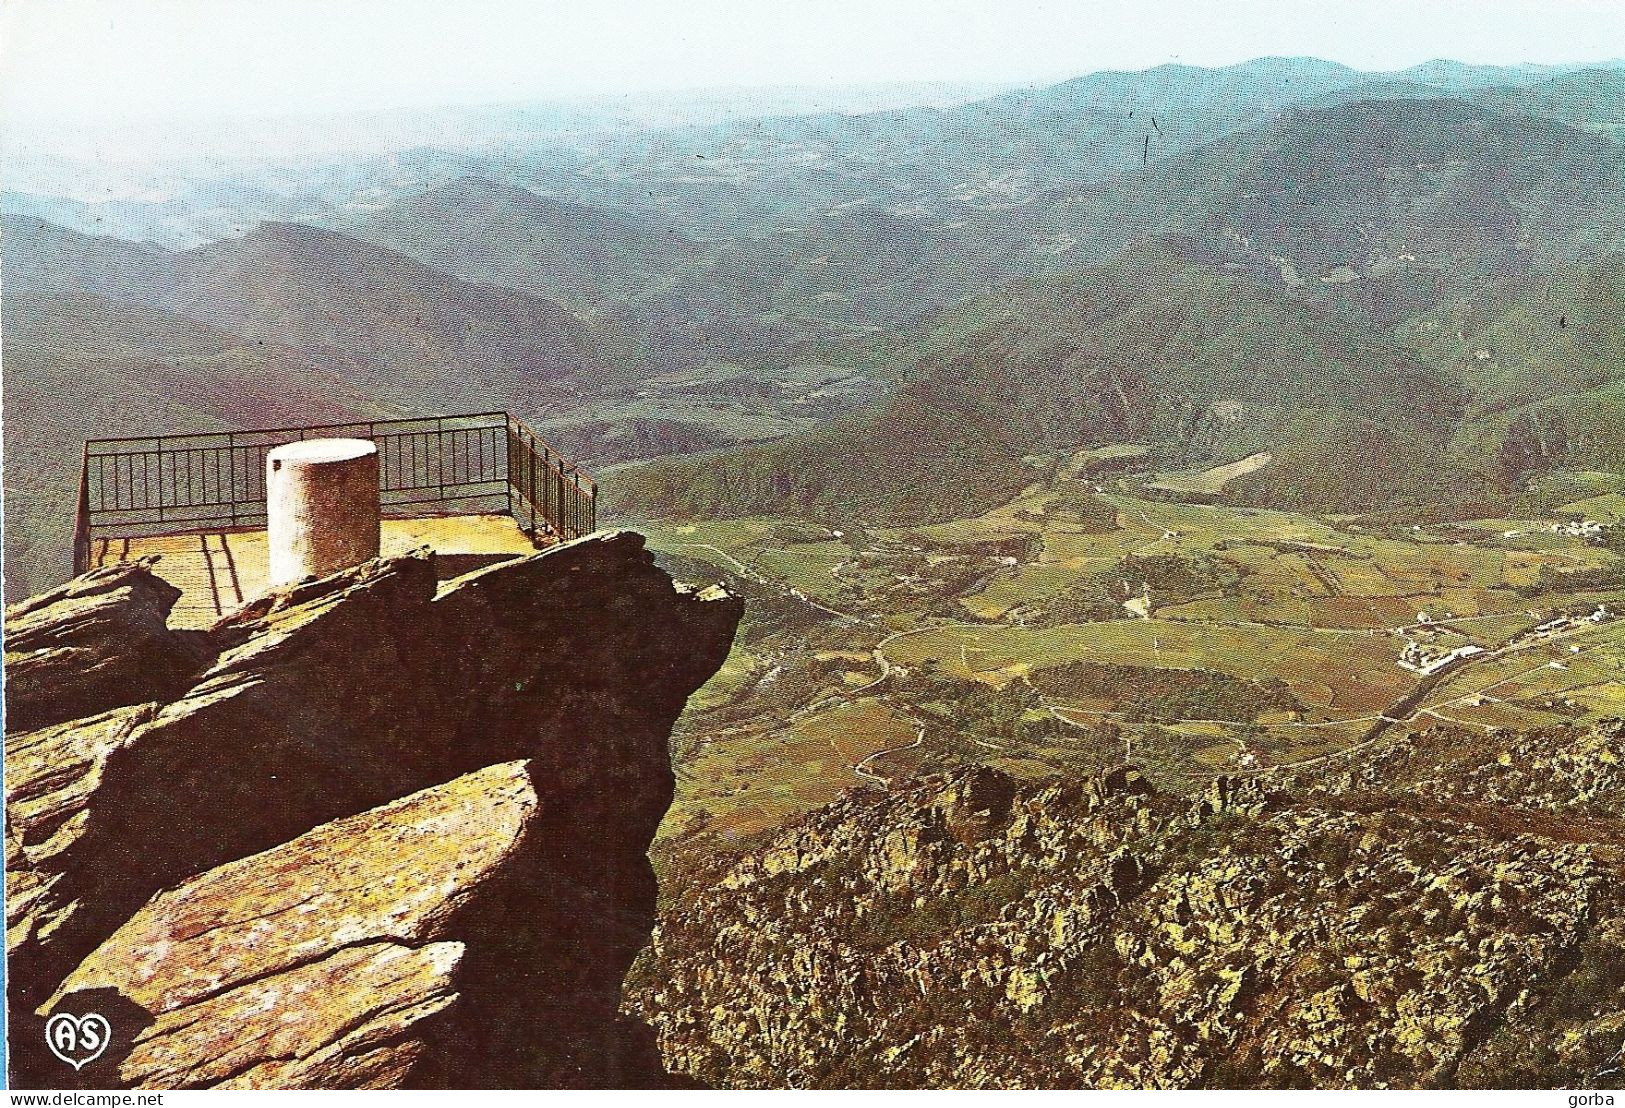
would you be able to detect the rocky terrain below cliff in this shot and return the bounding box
[4,533,741,1089]
[629,720,1625,1089]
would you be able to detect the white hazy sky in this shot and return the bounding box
[3,0,1623,125]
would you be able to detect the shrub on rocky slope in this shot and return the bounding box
[631,724,1625,1089]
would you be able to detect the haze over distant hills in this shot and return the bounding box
[4,54,1624,594]
[6,56,1618,248]
[4,213,617,411]
[3,80,1011,167]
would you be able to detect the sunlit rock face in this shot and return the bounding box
[5,532,741,1089]
[632,737,1625,1089]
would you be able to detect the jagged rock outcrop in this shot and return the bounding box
[3,561,212,733]
[49,760,652,1088]
[5,532,741,1089]
[1307,718,1625,820]
[631,722,1625,1089]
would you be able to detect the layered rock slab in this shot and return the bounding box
[50,761,586,1088]
[6,531,741,1088]
[3,561,211,733]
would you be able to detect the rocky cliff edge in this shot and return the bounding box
[4,532,741,1089]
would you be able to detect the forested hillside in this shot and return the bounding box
[613,243,1466,523]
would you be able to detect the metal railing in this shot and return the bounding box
[73,411,597,574]
[506,416,597,545]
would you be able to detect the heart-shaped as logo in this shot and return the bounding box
[45,1012,111,1071]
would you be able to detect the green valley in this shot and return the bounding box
[629,460,1625,842]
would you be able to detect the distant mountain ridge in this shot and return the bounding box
[1471,68,1625,135]
[977,97,1625,313]
[1,214,177,300]
[9,56,1619,250]
[613,242,1466,523]
[342,175,697,308]
[3,214,622,414]
[167,220,617,411]
[540,56,1623,236]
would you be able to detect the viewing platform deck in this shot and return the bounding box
[75,412,596,628]
[89,513,547,628]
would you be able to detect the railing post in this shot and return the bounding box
[73,443,92,576]
[501,422,512,519]
[155,437,165,524]
[505,417,515,520]
[434,416,445,502]
[527,432,538,536]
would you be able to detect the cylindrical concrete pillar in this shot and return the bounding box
[266,438,380,588]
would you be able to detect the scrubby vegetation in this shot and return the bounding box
[634,720,1625,1089]
[1029,661,1302,723]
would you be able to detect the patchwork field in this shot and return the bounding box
[636,467,1624,839]
[668,698,921,839]
[877,619,1409,713]
[1143,450,1273,495]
